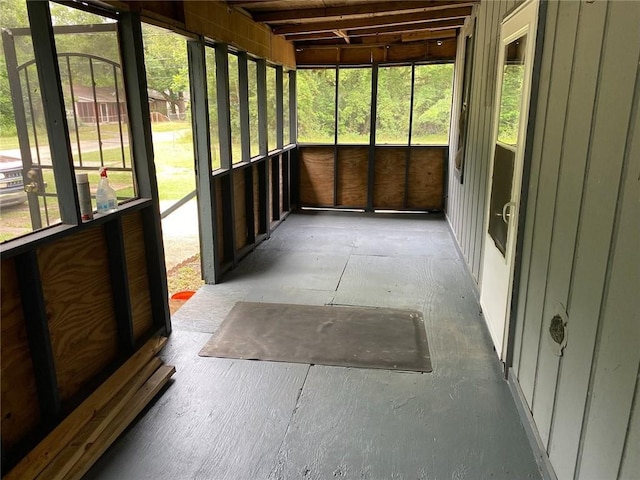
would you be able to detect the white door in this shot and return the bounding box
[479,0,539,359]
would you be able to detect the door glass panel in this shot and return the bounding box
[1,0,60,241]
[488,35,526,255]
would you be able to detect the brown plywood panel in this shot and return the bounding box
[215,177,225,265]
[337,146,368,207]
[268,157,274,221]
[279,156,284,215]
[38,227,119,402]
[296,48,340,65]
[121,211,153,341]
[339,46,385,65]
[184,1,295,68]
[300,147,335,206]
[1,258,40,452]
[233,169,248,250]
[373,147,406,209]
[407,147,445,210]
[253,164,261,235]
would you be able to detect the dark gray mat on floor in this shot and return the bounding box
[199,302,432,372]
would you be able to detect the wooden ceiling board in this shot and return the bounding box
[250,1,475,24]
[272,7,472,35]
[348,18,464,36]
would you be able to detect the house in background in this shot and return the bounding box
[71,85,127,123]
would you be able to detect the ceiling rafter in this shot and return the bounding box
[249,1,476,24]
[272,7,472,36]
[346,18,465,37]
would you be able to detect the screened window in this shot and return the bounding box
[376,65,412,144]
[411,64,454,145]
[338,67,372,144]
[248,59,259,158]
[204,47,220,169]
[228,53,242,163]
[266,65,276,151]
[51,2,137,201]
[283,70,290,145]
[0,0,60,241]
[297,68,336,144]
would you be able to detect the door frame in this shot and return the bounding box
[479,0,548,368]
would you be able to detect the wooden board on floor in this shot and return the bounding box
[299,146,334,207]
[64,363,176,480]
[38,227,119,403]
[121,211,153,341]
[83,331,309,480]
[336,146,368,207]
[1,258,40,454]
[5,337,167,480]
[373,147,406,209]
[407,147,446,210]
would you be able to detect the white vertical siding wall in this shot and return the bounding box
[446,1,640,479]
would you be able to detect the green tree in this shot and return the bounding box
[142,23,189,117]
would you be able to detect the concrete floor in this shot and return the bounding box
[85,211,542,480]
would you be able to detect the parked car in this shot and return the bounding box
[0,155,27,207]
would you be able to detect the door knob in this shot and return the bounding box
[497,201,516,224]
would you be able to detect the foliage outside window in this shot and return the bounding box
[376,65,412,144]
[228,53,242,163]
[142,23,195,204]
[411,64,454,145]
[338,67,372,144]
[248,59,259,157]
[51,2,137,200]
[0,0,61,242]
[266,65,276,151]
[204,47,220,169]
[498,38,527,146]
[283,70,290,145]
[297,68,336,144]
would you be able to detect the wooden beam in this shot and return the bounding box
[348,18,464,37]
[401,29,458,42]
[272,7,471,35]
[35,358,164,480]
[63,364,176,480]
[334,30,350,44]
[251,1,476,24]
[286,31,345,42]
[5,337,168,480]
[295,29,459,48]
[295,38,457,66]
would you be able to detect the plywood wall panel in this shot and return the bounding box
[253,164,261,235]
[1,258,40,452]
[215,177,225,265]
[373,148,405,209]
[336,146,368,207]
[183,1,295,68]
[121,211,153,341]
[38,227,118,402]
[233,169,248,250]
[407,147,445,210]
[300,147,334,206]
